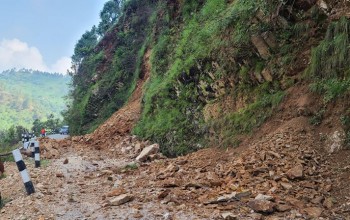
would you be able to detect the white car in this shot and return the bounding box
[59,126,69,135]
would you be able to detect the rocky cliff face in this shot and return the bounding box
[67,0,350,156]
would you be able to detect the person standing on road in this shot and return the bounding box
[41,128,46,137]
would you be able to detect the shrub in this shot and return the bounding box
[306,17,350,79]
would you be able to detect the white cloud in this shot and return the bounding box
[51,56,72,75]
[0,38,71,74]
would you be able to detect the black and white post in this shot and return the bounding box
[12,149,35,195]
[34,141,40,168]
[29,142,34,158]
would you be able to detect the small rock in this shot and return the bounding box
[311,196,324,204]
[221,212,238,220]
[303,207,322,218]
[63,158,69,164]
[248,213,262,220]
[133,212,143,219]
[323,197,334,209]
[324,184,332,192]
[162,178,182,188]
[158,189,170,200]
[164,164,179,173]
[106,188,126,197]
[280,182,293,190]
[56,173,64,178]
[109,194,134,206]
[134,142,144,153]
[248,200,275,213]
[275,204,291,212]
[286,164,303,180]
[255,194,274,201]
[235,190,252,199]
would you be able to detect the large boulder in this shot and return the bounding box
[136,144,159,162]
[251,35,271,60]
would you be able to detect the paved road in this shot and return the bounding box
[47,134,69,140]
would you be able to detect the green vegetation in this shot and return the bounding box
[65,0,155,134]
[31,114,64,136]
[0,69,70,130]
[212,90,285,147]
[0,195,10,209]
[0,173,6,179]
[306,17,350,101]
[40,159,51,168]
[0,125,27,162]
[305,17,350,146]
[306,17,350,79]
[66,0,330,156]
[134,0,290,156]
[123,162,138,171]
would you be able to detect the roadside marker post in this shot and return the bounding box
[12,149,35,195]
[30,142,35,158]
[34,141,40,168]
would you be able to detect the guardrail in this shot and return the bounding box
[0,134,41,195]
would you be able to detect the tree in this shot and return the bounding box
[97,0,124,36]
[71,26,98,71]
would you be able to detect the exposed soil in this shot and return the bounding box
[1,50,350,220]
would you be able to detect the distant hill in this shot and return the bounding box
[0,69,70,130]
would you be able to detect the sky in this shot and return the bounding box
[0,0,108,74]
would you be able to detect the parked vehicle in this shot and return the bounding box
[59,126,69,135]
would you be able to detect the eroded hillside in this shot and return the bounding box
[65,0,350,157]
[2,0,350,219]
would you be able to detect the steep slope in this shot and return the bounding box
[1,80,349,219]
[11,1,348,218]
[66,0,350,157]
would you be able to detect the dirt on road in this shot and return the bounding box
[1,51,350,220]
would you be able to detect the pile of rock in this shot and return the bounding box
[39,139,63,159]
[117,118,338,219]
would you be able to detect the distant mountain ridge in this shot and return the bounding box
[0,69,70,130]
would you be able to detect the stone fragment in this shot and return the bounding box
[286,164,303,179]
[158,189,170,200]
[261,69,273,82]
[248,200,275,213]
[109,194,134,206]
[280,182,293,190]
[205,191,251,204]
[221,212,238,220]
[56,173,64,178]
[134,142,143,153]
[235,190,252,200]
[267,151,281,158]
[162,178,182,188]
[276,204,291,212]
[136,144,159,162]
[323,197,334,209]
[311,196,324,204]
[63,158,69,164]
[326,130,345,153]
[286,197,305,209]
[164,164,179,173]
[303,207,322,218]
[255,194,274,201]
[248,213,263,220]
[251,35,271,60]
[106,188,126,197]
